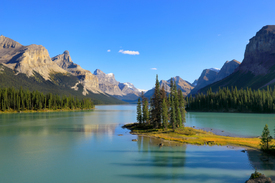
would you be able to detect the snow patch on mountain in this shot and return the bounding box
[209,68,220,73]
[107,73,114,77]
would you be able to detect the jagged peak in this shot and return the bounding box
[93,69,104,75]
[0,35,22,49]
[63,50,70,55]
[257,25,275,35]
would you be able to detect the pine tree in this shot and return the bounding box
[142,99,149,124]
[162,98,168,129]
[151,75,161,128]
[137,98,142,124]
[261,124,272,150]
[178,89,185,125]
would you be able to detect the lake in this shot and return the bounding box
[0,105,274,183]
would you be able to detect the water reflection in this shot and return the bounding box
[246,149,275,180]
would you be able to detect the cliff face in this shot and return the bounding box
[0,36,67,80]
[214,59,240,82]
[238,25,275,75]
[52,51,100,94]
[93,69,141,101]
[197,25,275,93]
[0,35,22,48]
[93,69,123,95]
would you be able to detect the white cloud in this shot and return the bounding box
[151,68,157,70]
[107,49,111,52]
[118,49,140,55]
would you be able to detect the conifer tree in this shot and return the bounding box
[162,98,168,129]
[261,124,272,150]
[151,75,161,128]
[178,89,185,125]
[137,98,142,124]
[142,99,149,124]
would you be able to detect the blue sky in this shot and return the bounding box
[1,0,275,90]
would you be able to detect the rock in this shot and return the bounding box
[199,25,275,93]
[118,134,123,136]
[246,174,272,183]
[159,143,163,147]
[93,69,141,101]
[190,69,219,95]
[0,37,67,80]
[52,51,101,95]
[222,131,224,132]
[241,150,246,153]
[132,139,138,141]
[144,76,194,99]
[213,59,240,82]
[193,126,195,128]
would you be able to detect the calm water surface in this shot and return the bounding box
[0,105,274,183]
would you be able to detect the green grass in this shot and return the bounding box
[123,123,274,149]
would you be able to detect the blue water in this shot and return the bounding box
[0,105,274,183]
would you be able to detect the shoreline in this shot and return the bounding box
[0,108,95,114]
[123,123,274,149]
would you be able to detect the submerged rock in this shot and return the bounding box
[246,173,272,183]
[132,139,138,141]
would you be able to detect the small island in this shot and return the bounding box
[129,76,275,150]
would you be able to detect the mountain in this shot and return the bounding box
[0,35,67,80]
[190,69,219,95]
[198,25,275,93]
[213,59,241,82]
[0,35,125,104]
[93,69,141,102]
[144,76,194,99]
[52,51,101,95]
[190,59,240,95]
[192,79,198,86]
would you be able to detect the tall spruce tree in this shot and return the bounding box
[151,75,162,128]
[261,124,272,150]
[162,98,168,129]
[178,89,185,125]
[137,98,142,124]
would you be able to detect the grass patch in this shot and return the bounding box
[123,123,275,149]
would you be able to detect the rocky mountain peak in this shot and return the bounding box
[0,35,22,49]
[52,51,100,94]
[238,25,275,75]
[93,69,104,75]
[213,59,240,82]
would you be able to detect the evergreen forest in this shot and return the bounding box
[187,86,275,113]
[137,75,185,130]
[0,87,94,112]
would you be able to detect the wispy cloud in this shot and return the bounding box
[151,68,157,70]
[107,49,111,52]
[119,49,140,55]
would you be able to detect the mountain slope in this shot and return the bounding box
[144,76,194,99]
[93,69,141,101]
[0,35,125,104]
[198,25,275,93]
[52,51,101,95]
[0,64,124,104]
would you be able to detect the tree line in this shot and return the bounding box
[137,75,185,130]
[187,86,275,113]
[0,87,94,112]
